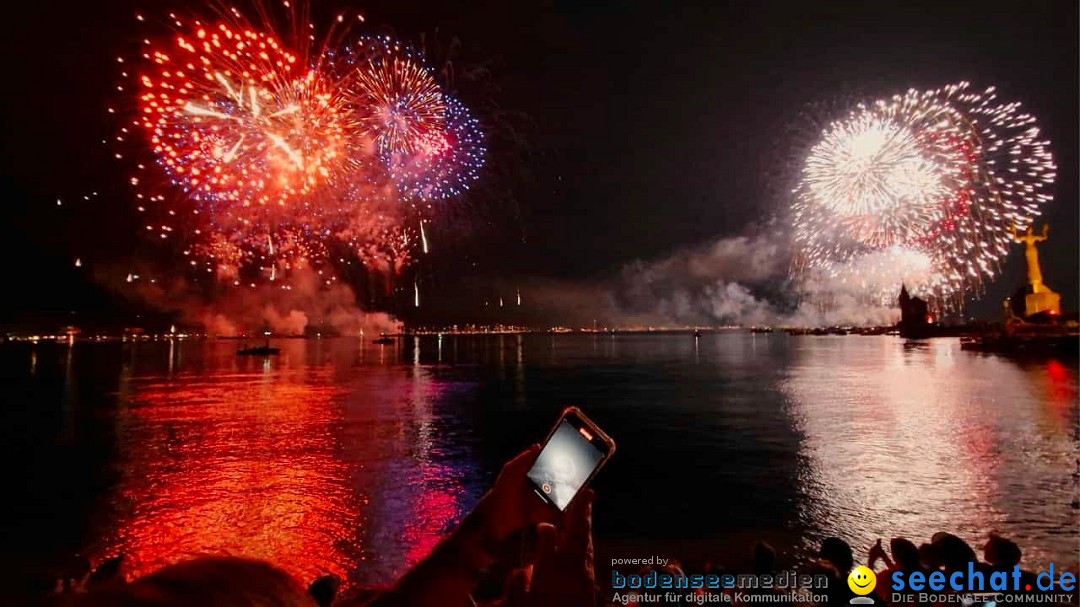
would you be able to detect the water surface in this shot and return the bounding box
[2,333,1075,590]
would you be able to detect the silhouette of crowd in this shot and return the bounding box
[43,445,1072,607]
[617,530,1059,607]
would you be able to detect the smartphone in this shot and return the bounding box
[526,407,615,511]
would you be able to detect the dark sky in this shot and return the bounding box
[0,0,1076,327]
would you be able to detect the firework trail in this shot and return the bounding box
[792,82,1055,306]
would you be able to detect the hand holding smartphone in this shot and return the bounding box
[526,407,615,511]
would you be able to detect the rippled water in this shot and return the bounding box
[2,333,1076,591]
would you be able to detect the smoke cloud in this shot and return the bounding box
[612,232,785,325]
[98,265,401,336]
[613,228,901,327]
[519,228,901,328]
[97,233,900,331]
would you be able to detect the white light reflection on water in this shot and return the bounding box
[783,337,1078,569]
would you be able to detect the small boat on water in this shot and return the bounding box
[237,334,280,356]
[237,344,281,356]
[693,329,702,338]
[749,326,774,334]
[372,333,394,345]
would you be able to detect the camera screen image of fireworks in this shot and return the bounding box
[792,82,1056,304]
[120,9,485,283]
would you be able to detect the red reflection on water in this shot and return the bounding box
[337,365,471,580]
[98,363,361,585]
[1039,359,1077,427]
[93,340,474,589]
[401,466,463,567]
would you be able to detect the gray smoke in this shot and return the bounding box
[613,232,785,325]
[522,229,901,328]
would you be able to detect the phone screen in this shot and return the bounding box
[526,415,609,510]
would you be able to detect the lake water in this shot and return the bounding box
[2,333,1076,593]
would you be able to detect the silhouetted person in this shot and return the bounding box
[807,559,849,606]
[869,538,925,606]
[307,575,341,607]
[741,543,792,607]
[66,557,317,606]
[930,532,976,574]
[982,533,1021,570]
[819,536,854,574]
[918,543,944,572]
[981,533,1038,596]
[752,541,776,575]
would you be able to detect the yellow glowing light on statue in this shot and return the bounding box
[1011,223,1060,317]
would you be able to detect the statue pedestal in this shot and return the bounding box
[1025,288,1061,317]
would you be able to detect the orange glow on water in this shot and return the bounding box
[100,365,360,584]
[92,340,470,588]
[1036,359,1077,428]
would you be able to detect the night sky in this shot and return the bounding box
[0,0,1076,328]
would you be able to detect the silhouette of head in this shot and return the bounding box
[70,556,317,606]
[753,542,776,575]
[931,532,976,571]
[890,537,920,571]
[919,543,944,570]
[983,533,1021,568]
[820,536,854,573]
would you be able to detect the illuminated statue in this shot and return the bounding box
[1012,224,1049,291]
[1009,223,1060,317]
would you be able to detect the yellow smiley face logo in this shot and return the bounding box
[848,565,876,595]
